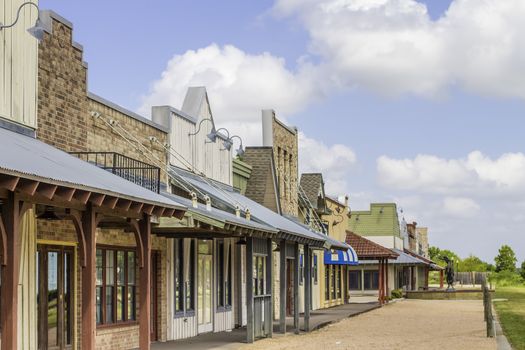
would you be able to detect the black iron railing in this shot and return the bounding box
[70,152,161,193]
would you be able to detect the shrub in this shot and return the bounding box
[489,270,525,287]
[391,289,403,299]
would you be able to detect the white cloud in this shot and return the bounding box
[377,151,525,196]
[139,44,323,146]
[274,0,525,99]
[298,132,357,195]
[442,197,480,218]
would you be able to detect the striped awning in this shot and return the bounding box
[324,248,359,265]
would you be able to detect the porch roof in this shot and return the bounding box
[0,127,186,217]
[358,248,426,265]
[157,191,279,236]
[170,166,326,246]
[345,231,399,260]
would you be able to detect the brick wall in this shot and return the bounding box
[36,11,170,350]
[37,13,88,152]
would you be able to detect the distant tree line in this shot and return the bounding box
[429,245,524,286]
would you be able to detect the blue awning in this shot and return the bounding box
[324,248,359,265]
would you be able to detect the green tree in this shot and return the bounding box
[460,255,490,272]
[521,260,525,280]
[494,245,517,272]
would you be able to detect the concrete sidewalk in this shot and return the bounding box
[151,302,379,350]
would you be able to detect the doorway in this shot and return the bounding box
[37,245,74,350]
[197,240,213,333]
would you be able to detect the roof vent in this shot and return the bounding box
[191,192,198,208]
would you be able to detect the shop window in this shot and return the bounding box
[96,247,136,325]
[186,240,195,311]
[253,255,266,296]
[313,255,318,285]
[299,254,304,286]
[363,270,379,290]
[331,265,336,299]
[325,266,330,301]
[335,266,341,299]
[174,239,184,314]
[349,270,361,290]
[217,240,232,309]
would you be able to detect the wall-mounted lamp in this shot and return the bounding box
[189,118,214,138]
[0,2,45,41]
[228,135,244,156]
[207,127,230,144]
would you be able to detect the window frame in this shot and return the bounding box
[96,245,137,327]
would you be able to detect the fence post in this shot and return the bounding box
[483,280,495,338]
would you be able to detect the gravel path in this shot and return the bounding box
[241,300,496,350]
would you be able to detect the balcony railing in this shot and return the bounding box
[70,152,161,193]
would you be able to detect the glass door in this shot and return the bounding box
[197,240,213,333]
[37,245,73,350]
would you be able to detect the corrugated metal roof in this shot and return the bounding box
[0,127,186,210]
[170,166,326,245]
[161,192,278,233]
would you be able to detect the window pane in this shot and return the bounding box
[96,249,103,286]
[106,286,114,323]
[96,287,102,324]
[186,240,194,311]
[106,250,115,286]
[218,241,224,307]
[117,286,125,322]
[128,286,136,320]
[117,251,125,286]
[127,252,136,285]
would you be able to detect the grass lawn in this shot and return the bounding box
[494,286,525,350]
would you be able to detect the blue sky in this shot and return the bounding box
[40,0,525,264]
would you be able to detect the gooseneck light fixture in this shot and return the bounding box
[228,135,245,156]
[188,118,214,139]
[0,2,45,41]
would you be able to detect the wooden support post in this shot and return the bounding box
[279,239,287,334]
[246,236,254,343]
[440,270,444,289]
[378,259,383,305]
[266,238,273,338]
[81,204,97,350]
[304,245,311,332]
[139,214,152,350]
[385,259,390,303]
[293,242,299,334]
[0,192,21,350]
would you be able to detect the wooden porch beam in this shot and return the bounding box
[116,198,132,211]
[0,213,6,266]
[16,178,39,196]
[304,244,311,332]
[73,190,92,205]
[89,193,106,207]
[279,239,287,334]
[66,209,87,268]
[294,242,300,334]
[36,183,58,200]
[102,196,119,210]
[152,206,165,217]
[0,192,22,350]
[246,236,254,343]
[82,204,98,350]
[129,202,144,215]
[138,214,152,350]
[0,174,20,191]
[142,204,154,215]
[54,186,76,202]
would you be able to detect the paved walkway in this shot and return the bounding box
[151,302,379,350]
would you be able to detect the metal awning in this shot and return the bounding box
[0,127,186,217]
[323,248,359,265]
[169,166,327,247]
[358,248,427,265]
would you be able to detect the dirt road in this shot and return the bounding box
[241,300,496,350]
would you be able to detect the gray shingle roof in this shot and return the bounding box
[300,173,324,210]
[0,127,186,210]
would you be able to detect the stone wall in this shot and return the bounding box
[271,115,299,217]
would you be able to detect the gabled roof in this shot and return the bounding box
[345,231,398,259]
[0,127,186,216]
[242,147,281,214]
[348,203,401,238]
[181,86,210,119]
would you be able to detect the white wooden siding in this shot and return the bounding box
[0,0,38,128]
